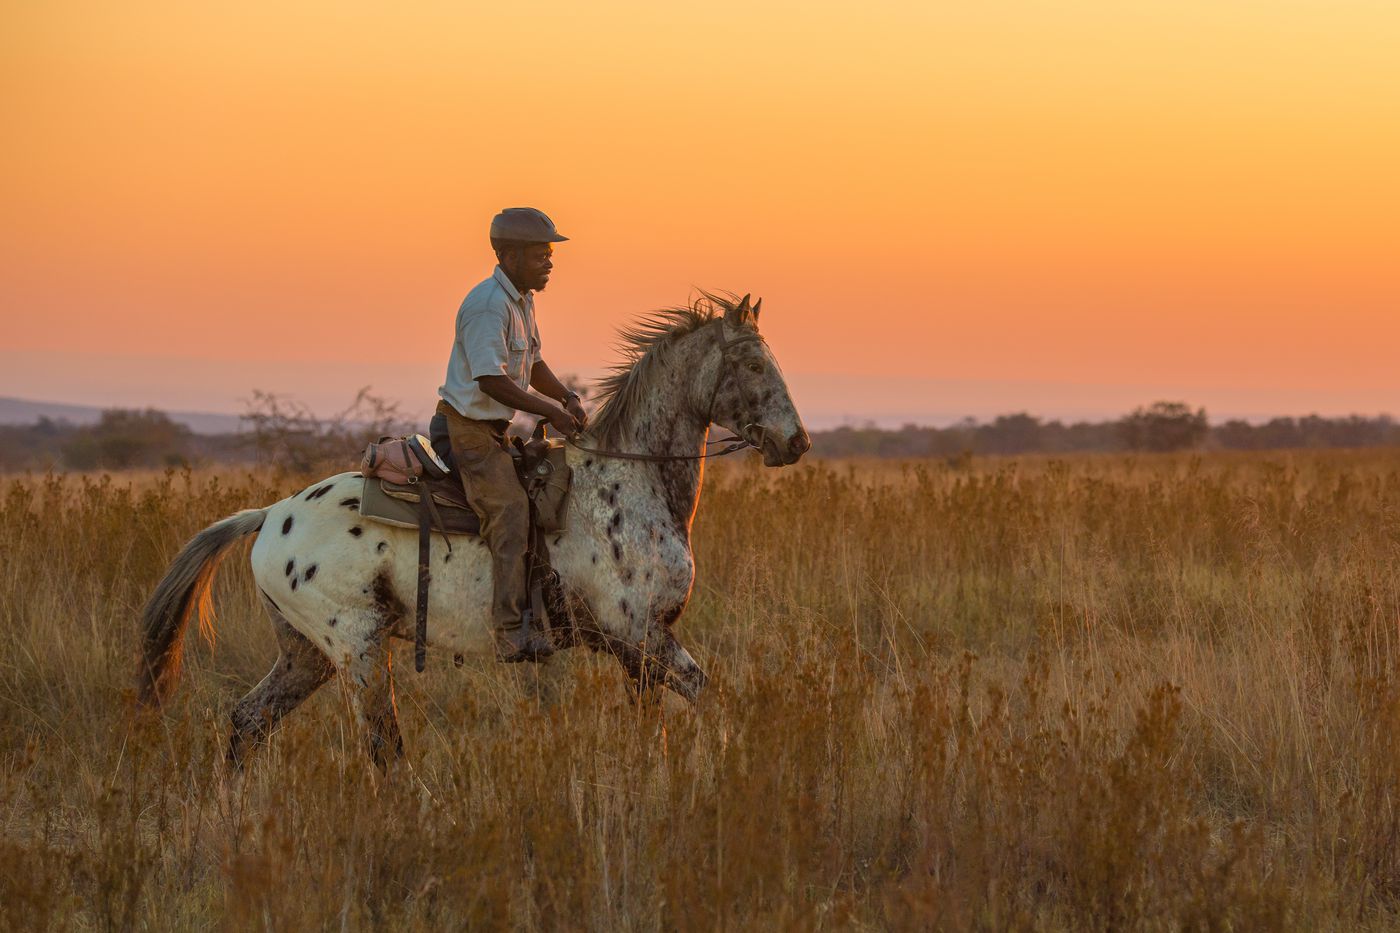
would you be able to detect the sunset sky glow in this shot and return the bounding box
[3,1,1398,426]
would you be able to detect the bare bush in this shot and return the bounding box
[240,387,412,471]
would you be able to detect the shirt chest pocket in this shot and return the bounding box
[505,308,537,375]
[507,330,533,378]
[506,311,530,355]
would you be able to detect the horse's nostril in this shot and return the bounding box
[789,432,811,456]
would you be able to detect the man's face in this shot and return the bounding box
[504,243,554,292]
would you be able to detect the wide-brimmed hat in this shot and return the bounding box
[489,207,569,243]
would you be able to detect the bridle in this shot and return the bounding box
[563,323,769,463]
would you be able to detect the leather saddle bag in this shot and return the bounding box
[360,433,450,485]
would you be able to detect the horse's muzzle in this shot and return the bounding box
[787,429,812,461]
[753,426,810,466]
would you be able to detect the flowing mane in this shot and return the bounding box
[588,291,741,442]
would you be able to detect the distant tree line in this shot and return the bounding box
[1,398,1397,471]
[809,402,1400,458]
[0,388,409,472]
[0,410,248,472]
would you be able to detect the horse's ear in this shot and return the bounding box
[725,293,755,328]
[752,297,762,322]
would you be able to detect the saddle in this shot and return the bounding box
[359,414,571,536]
[356,414,573,671]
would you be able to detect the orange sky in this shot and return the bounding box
[2,1,1398,425]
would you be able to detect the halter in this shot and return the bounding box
[564,322,768,463]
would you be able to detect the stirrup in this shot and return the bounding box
[495,613,555,664]
[496,643,555,664]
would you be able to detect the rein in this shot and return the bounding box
[562,326,766,464]
[564,434,752,463]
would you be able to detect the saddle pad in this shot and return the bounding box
[358,477,481,536]
[380,475,471,511]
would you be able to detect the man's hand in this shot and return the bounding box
[547,405,582,437]
[565,396,588,430]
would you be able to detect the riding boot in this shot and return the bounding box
[495,614,555,664]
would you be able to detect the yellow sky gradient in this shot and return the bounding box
[2,1,1398,423]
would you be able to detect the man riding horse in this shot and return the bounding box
[136,222,811,766]
[436,207,587,664]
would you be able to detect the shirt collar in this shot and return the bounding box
[493,265,527,302]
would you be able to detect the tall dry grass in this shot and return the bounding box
[4,452,1400,929]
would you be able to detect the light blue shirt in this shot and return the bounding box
[438,266,541,421]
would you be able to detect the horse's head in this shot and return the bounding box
[706,294,811,466]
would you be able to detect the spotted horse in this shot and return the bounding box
[136,293,810,767]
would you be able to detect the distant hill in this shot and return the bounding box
[0,396,245,435]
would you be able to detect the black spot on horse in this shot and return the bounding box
[622,568,634,582]
[619,598,630,616]
[443,551,452,563]
[552,536,562,547]
[282,516,293,535]
[612,542,623,562]
[349,526,362,537]
[303,564,317,582]
[584,458,593,468]
[377,541,388,553]
[324,636,333,646]
[609,512,623,532]
[291,578,299,591]
[285,559,295,577]
[329,617,339,627]
[591,554,598,564]
[612,482,621,492]
[307,484,334,501]
[371,571,408,623]
[645,571,652,581]
[340,497,360,509]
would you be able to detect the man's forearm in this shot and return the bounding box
[529,360,575,403]
[476,375,565,420]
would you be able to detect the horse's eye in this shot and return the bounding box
[747,362,763,374]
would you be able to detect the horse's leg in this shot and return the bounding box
[615,640,665,707]
[343,630,404,770]
[663,639,708,703]
[612,625,707,705]
[226,604,336,769]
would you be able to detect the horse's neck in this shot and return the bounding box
[602,346,712,533]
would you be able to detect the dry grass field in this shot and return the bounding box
[6,451,1400,930]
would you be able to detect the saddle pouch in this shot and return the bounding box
[516,433,572,533]
[360,433,451,485]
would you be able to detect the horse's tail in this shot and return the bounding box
[137,508,267,707]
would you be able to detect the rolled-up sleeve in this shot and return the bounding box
[461,299,510,379]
